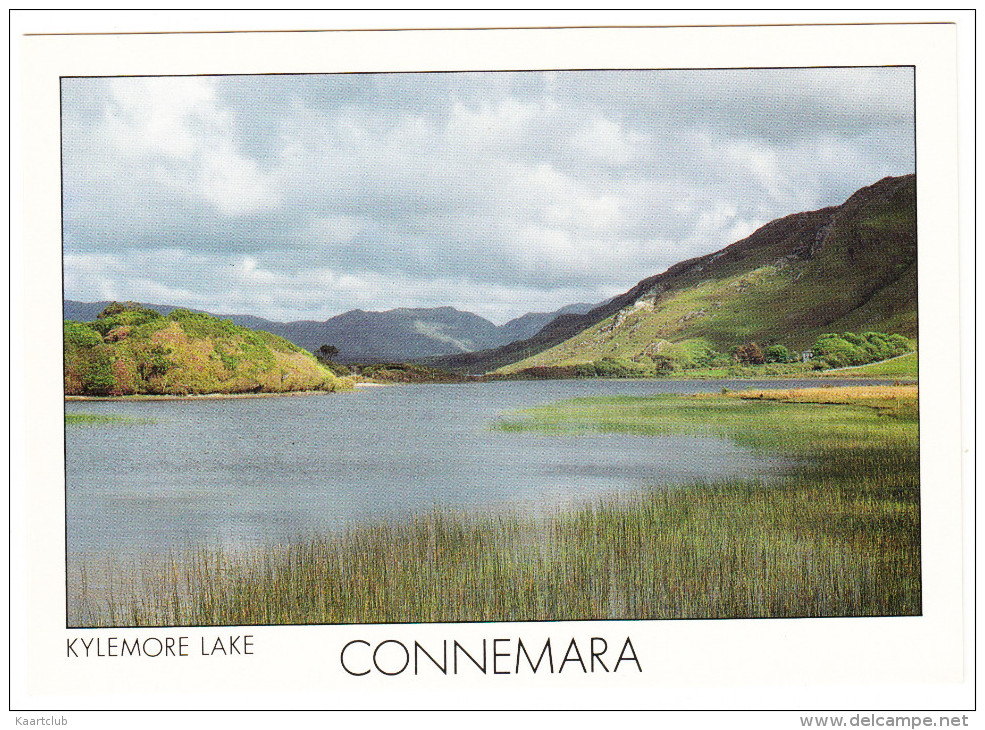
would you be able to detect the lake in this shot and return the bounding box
[64,378,883,559]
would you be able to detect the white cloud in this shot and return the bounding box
[197,150,278,217]
[569,116,645,166]
[107,77,218,158]
[131,280,199,304]
[100,77,280,217]
[447,97,545,146]
[234,256,282,285]
[63,253,200,304]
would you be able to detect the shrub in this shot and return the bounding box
[64,321,118,395]
[887,334,912,356]
[593,357,649,378]
[658,339,722,370]
[808,331,913,370]
[573,363,598,378]
[96,301,133,319]
[649,355,675,376]
[732,343,766,365]
[764,345,790,364]
[323,361,352,377]
[89,304,163,336]
[109,357,139,395]
[64,321,102,349]
[79,350,117,395]
[64,309,341,396]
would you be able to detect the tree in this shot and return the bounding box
[97,301,146,319]
[318,344,339,361]
[764,345,790,363]
[732,342,765,365]
[807,331,912,369]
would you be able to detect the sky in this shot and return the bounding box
[61,68,914,324]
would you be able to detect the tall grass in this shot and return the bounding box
[65,413,155,426]
[70,387,919,626]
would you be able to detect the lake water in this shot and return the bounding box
[64,378,882,558]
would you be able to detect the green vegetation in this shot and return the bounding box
[764,344,791,363]
[499,344,735,380]
[500,356,661,380]
[494,333,913,381]
[71,385,919,626]
[808,331,912,370]
[318,344,340,360]
[64,303,352,397]
[495,385,916,438]
[351,362,470,384]
[65,413,155,426]
[817,352,918,378]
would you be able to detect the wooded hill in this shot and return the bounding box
[64,304,349,396]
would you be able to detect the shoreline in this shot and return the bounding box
[64,374,914,400]
[65,389,340,402]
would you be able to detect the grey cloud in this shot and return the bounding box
[61,68,914,323]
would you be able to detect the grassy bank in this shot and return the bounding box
[816,352,918,379]
[70,385,919,626]
[65,413,156,426]
[488,348,916,382]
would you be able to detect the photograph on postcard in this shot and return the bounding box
[60,67,919,629]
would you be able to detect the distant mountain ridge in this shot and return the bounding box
[432,174,917,374]
[63,300,596,363]
[495,303,596,343]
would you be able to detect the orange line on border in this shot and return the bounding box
[22,22,954,37]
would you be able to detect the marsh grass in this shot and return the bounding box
[71,386,919,626]
[65,413,156,426]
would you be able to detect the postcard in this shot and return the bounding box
[9,11,973,724]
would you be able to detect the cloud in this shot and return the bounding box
[569,116,645,166]
[303,216,363,246]
[65,76,279,222]
[61,68,915,323]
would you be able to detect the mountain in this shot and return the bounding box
[432,174,917,374]
[64,305,347,396]
[64,301,597,363]
[263,303,598,362]
[274,307,505,362]
[63,300,284,333]
[496,303,596,343]
[64,300,175,323]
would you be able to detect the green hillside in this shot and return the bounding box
[816,352,918,379]
[64,303,350,396]
[498,175,916,374]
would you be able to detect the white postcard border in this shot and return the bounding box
[10,17,970,712]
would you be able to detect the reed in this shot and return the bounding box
[65,413,155,426]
